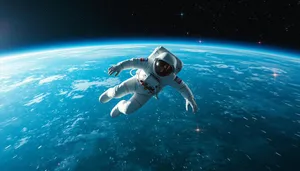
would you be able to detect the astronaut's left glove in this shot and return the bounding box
[185,98,198,114]
[108,65,122,76]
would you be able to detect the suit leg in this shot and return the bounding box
[117,93,152,115]
[113,76,137,98]
[99,77,137,103]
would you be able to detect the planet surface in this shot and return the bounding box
[0,42,299,171]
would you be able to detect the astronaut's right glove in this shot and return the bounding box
[108,65,122,76]
[185,98,198,114]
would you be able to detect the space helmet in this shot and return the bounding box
[153,52,177,77]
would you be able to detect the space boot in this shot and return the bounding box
[99,88,115,103]
[110,100,127,118]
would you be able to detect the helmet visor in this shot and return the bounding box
[154,60,173,77]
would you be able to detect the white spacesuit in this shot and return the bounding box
[99,46,198,117]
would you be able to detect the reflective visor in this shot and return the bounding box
[154,60,173,77]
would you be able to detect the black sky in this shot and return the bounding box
[0,0,299,52]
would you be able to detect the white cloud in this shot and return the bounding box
[30,67,43,71]
[248,66,287,74]
[188,64,211,68]
[57,90,68,95]
[100,45,146,49]
[0,76,40,92]
[0,117,18,127]
[233,70,244,74]
[214,64,229,68]
[85,60,97,63]
[39,75,65,85]
[24,93,50,106]
[179,48,207,53]
[72,95,84,99]
[248,77,264,82]
[4,145,11,151]
[67,67,78,72]
[15,137,30,149]
[72,77,120,92]
[0,76,10,80]
[288,83,300,88]
[13,76,39,87]
[189,66,213,72]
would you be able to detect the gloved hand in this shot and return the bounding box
[185,98,198,113]
[108,64,122,76]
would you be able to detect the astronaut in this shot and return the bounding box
[99,46,198,117]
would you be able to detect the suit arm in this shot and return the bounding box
[169,75,195,102]
[169,75,198,113]
[108,57,148,76]
[117,58,148,70]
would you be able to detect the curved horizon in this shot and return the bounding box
[0,38,299,59]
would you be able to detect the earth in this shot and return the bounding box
[0,42,299,171]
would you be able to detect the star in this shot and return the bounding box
[285,27,289,32]
[258,41,262,44]
[180,12,184,17]
[199,40,202,43]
